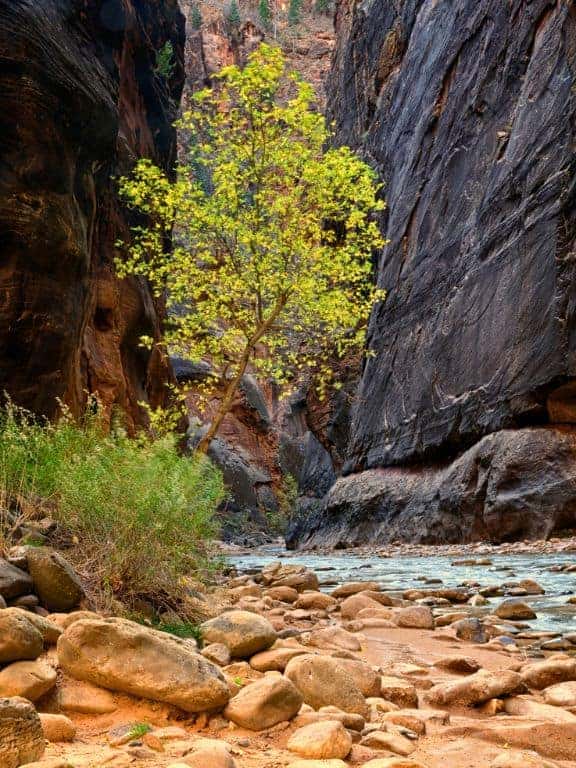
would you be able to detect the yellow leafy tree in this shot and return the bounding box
[117,44,386,453]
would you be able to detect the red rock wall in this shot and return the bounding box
[0,0,185,428]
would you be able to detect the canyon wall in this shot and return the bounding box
[0,0,185,427]
[288,0,576,548]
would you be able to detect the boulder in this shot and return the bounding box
[360,731,416,756]
[0,697,45,768]
[295,706,365,732]
[520,659,576,690]
[3,608,61,644]
[57,617,230,712]
[503,696,576,723]
[495,600,537,621]
[249,647,308,672]
[285,654,368,716]
[182,738,237,768]
[26,548,83,612]
[39,713,76,742]
[58,681,117,714]
[361,761,429,768]
[543,681,576,708]
[287,762,348,768]
[341,594,383,620]
[452,618,489,644]
[0,661,57,702]
[265,586,299,603]
[200,611,276,658]
[224,673,303,730]
[425,669,523,707]
[382,708,449,735]
[0,610,43,663]
[0,559,34,600]
[332,582,381,598]
[334,659,381,697]
[287,720,352,760]
[379,677,419,708]
[295,592,337,611]
[433,656,481,675]
[491,750,558,768]
[261,564,319,592]
[201,644,231,667]
[307,626,362,651]
[394,606,435,630]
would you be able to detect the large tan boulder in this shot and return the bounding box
[265,586,299,603]
[249,647,308,672]
[287,720,352,760]
[543,681,576,707]
[0,661,57,702]
[182,738,236,768]
[491,750,558,768]
[306,626,362,651]
[57,617,230,712]
[0,610,43,663]
[503,696,576,723]
[26,548,84,611]
[295,592,337,611]
[340,593,383,620]
[520,659,576,690]
[285,654,368,717]
[3,608,61,644]
[0,697,45,768]
[39,713,76,742]
[360,731,416,756]
[394,606,435,630]
[380,677,419,708]
[58,681,117,714]
[261,564,319,592]
[333,659,381,697]
[200,611,277,658]
[287,761,348,768]
[224,672,303,730]
[495,600,537,621]
[331,582,382,598]
[426,669,523,707]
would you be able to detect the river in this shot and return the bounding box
[228,546,576,634]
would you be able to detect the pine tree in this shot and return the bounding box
[258,0,271,28]
[315,0,330,14]
[227,0,241,28]
[288,0,302,26]
[191,4,202,29]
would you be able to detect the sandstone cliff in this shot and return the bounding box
[0,0,185,428]
[288,0,576,547]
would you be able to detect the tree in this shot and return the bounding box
[117,44,386,454]
[258,0,272,28]
[191,4,202,30]
[226,0,241,28]
[288,0,302,26]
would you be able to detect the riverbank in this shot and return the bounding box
[6,555,576,768]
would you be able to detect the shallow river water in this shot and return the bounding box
[228,546,576,633]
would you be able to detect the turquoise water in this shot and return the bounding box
[228,547,576,633]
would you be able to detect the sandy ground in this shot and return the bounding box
[38,623,576,768]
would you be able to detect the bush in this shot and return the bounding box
[0,402,224,615]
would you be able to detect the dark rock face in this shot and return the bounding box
[0,0,185,427]
[288,0,576,547]
[331,0,576,470]
[287,428,576,548]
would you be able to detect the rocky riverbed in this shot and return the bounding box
[2,544,576,768]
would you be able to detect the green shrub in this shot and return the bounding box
[155,41,176,79]
[0,401,223,613]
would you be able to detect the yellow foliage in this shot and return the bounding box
[117,44,386,440]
